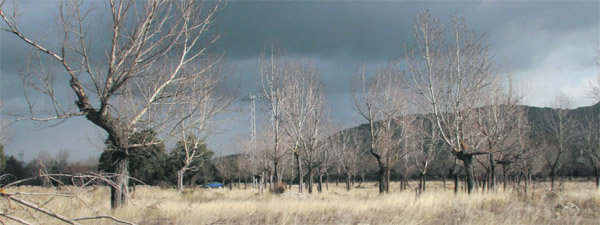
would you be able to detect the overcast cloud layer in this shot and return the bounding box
[1,1,598,161]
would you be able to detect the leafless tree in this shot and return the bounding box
[405,10,505,194]
[352,64,408,193]
[331,127,362,191]
[213,154,237,190]
[582,70,600,189]
[170,67,233,192]
[172,136,210,192]
[280,59,329,194]
[579,105,600,189]
[249,128,278,193]
[258,42,287,184]
[1,0,225,208]
[407,115,440,192]
[471,76,521,191]
[541,92,577,190]
[0,101,12,145]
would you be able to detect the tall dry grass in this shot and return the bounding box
[1,181,598,224]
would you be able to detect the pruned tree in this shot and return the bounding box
[1,0,225,208]
[405,10,505,193]
[280,58,329,194]
[351,64,408,193]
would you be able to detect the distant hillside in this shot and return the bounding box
[344,102,600,176]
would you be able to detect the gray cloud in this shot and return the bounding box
[1,1,598,158]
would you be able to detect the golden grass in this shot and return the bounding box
[1,181,599,225]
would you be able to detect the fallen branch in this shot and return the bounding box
[73,215,137,225]
[5,195,80,225]
[0,212,33,225]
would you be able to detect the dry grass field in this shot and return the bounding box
[1,181,599,225]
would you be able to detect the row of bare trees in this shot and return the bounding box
[1,1,599,217]
[241,10,600,196]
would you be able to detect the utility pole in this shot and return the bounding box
[241,93,262,142]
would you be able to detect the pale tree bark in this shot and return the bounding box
[278,57,330,194]
[541,92,576,191]
[473,76,521,192]
[258,42,287,184]
[351,64,408,194]
[408,115,440,193]
[331,127,362,192]
[406,10,505,194]
[1,0,224,208]
[0,101,12,145]
[583,73,600,189]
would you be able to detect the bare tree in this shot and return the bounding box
[170,67,233,192]
[0,101,12,145]
[352,64,408,193]
[1,0,224,208]
[494,107,530,191]
[541,92,577,190]
[472,76,521,191]
[280,59,329,194]
[583,71,600,189]
[258,42,287,184]
[249,128,278,194]
[171,136,211,192]
[407,115,440,192]
[405,10,505,193]
[331,128,362,191]
[213,154,236,190]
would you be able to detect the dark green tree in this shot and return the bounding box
[167,136,214,191]
[99,130,168,185]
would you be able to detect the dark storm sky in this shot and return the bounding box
[1,0,598,160]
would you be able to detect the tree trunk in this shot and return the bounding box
[502,165,507,191]
[176,169,185,192]
[111,157,130,209]
[460,153,475,194]
[326,172,329,190]
[422,173,427,192]
[418,174,423,193]
[385,167,391,193]
[259,171,264,194]
[318,173,323,193]
[595,167,599,190]
[489,153,495,191]
[295,152,303,193]
[308,168,314,194]
[346,171,351,191]
[442,175,446,192]
[454,173,459,194]
[550,167,556,191]
[377,165,385,193]
[269,171,273,189]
